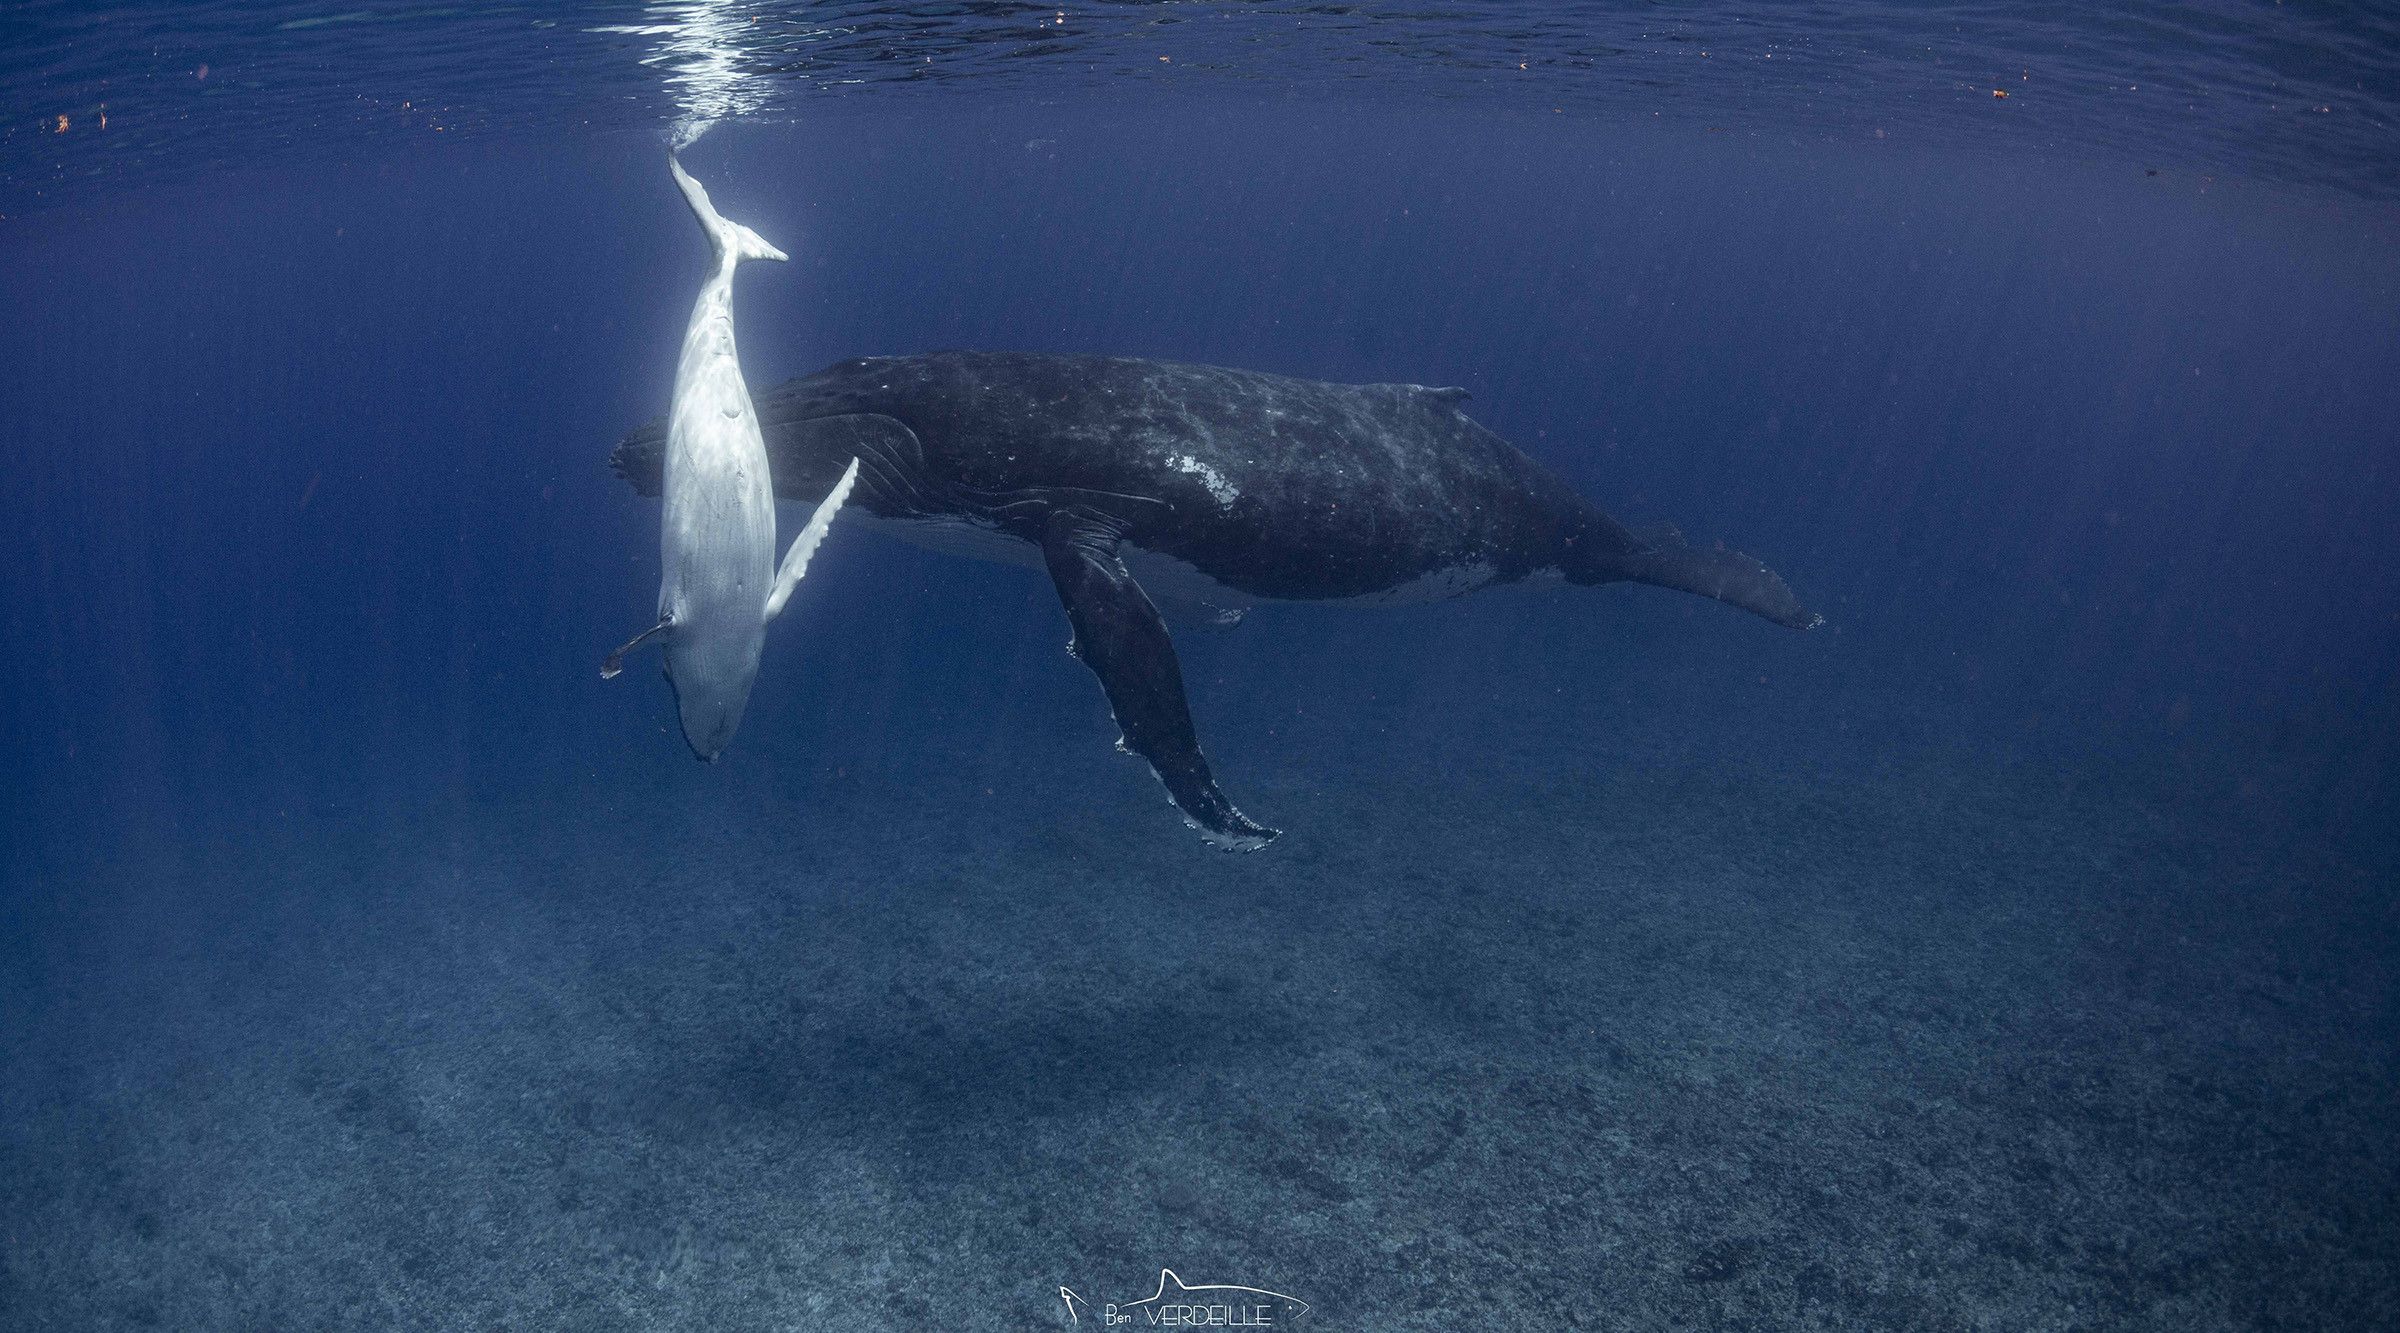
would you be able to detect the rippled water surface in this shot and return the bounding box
[7,1,2399,212]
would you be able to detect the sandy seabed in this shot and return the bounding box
[3,633,2393,1332]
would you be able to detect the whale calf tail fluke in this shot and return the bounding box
[668,156,788,264]
[1574,521,1823,631]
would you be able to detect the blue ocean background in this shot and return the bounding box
[3,4,2397,1328]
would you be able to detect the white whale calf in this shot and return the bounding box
[604,158,859,760]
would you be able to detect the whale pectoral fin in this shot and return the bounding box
[1040,512,1279,852]
[602,615,671,679]
[764,456,860,622]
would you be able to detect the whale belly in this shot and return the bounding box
[849,511,1529,610]
[852,510,1047,571]
[661,413,776,617]
[850,511,1254,606]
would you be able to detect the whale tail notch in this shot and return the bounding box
[1572,520,1822,630]
[669,156,788,264]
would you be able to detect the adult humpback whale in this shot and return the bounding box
[612,351,1819,848]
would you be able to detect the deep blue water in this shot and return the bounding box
[4,5,2398,1330]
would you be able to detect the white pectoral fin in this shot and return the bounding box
[764,457,861,622]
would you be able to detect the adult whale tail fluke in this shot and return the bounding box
[1575,521,1824,631]
[669,155,787,264]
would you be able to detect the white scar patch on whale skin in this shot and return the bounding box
[1166,453,1239,507]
